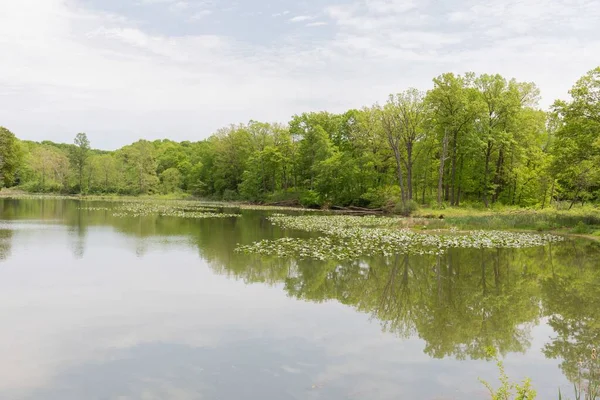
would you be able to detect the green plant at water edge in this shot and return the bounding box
[479,348,537,400]
[572,221,592,234]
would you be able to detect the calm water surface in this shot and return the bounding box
[1,198,600,399]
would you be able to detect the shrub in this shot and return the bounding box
[394,200,419,216]
[359,186,401,209]
[222,189,239,201]
[266,188,302,205]
[572,221,592,234]
[299,190,322,209]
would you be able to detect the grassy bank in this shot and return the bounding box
[414,206,600,238]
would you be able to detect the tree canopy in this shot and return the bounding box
[2,68,599,209]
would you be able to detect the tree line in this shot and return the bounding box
[1,67,598,210]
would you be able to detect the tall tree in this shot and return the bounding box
[473,75,522,207]
[118,140,159,194]
[551,67,600,207]
[381,89,429,203]
[0,127,23,187]
[426,73,476,205]
[90,154,118,193]
[291,114,334,190]
[71,132,91,193]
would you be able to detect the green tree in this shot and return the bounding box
[90,154,118,193]
[160,168,182,194]
[0,127,23,187]
[291,114,334,190]
[118,140,159,194]
[381,89,429,204]
[70,132,91,193]
[551,67,600,207]
[29,145,70,192]
[426,73,477,206]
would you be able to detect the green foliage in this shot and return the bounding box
[360,185,402,210]
[572,221,592,234]
[439,208,600,232]
[160,168,182,194]
[551,67,600,207]
[71,132,90,193]
[299,190,322,208]
[266,188,303,205]
[394,199,420,216]
[479,347,537,400]
[0,127,23,187]
[2,67,599,209]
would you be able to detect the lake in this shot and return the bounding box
[1,198,599,400]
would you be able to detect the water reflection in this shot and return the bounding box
[23,339,333,400]
[2,198,600,398]
[0,228,12,261]
[213,249,542,360]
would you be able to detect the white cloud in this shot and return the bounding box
[272,10,290,17]
[364,0,418,14]
[189,9,213,20]
[289,15,315,22]
[306,21,328,27]
[0,0,599,148]
[170,1,189,11]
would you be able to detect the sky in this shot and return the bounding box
[0,0,599,150]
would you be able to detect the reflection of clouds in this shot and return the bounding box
[18,340,328,400]
[0,229,12,261]
[0,223,574,399]
[0,232,353,396]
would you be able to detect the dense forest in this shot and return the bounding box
[1,67,599,211]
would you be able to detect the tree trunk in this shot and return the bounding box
[450,130,458,205]
[569,188,580,210]
[406,143,413,201]
[547,179,555,209]
[482,141,493,208]
[79,165,83,194]
[511,174,518,205]
[456,156,464,206]
[421,160,427,205]
[541,185,548,210]
[393,147,406,206]
[492,148,504,204]
[437,129,449,207]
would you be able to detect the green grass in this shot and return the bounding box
[415,206,600,235]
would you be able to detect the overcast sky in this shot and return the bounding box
[1,0,599,149]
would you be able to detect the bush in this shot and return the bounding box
[534,221,555,231]
[299,190,322,208]
[360,186,401,209]
[572,221,592,234]
[394,200,419,216]
[266,188,302,205]
[222,189,239,201]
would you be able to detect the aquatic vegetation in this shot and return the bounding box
[268,214,405,231]
[235,215,564,260]
[109,201,239,218]
[238,204,326,212]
